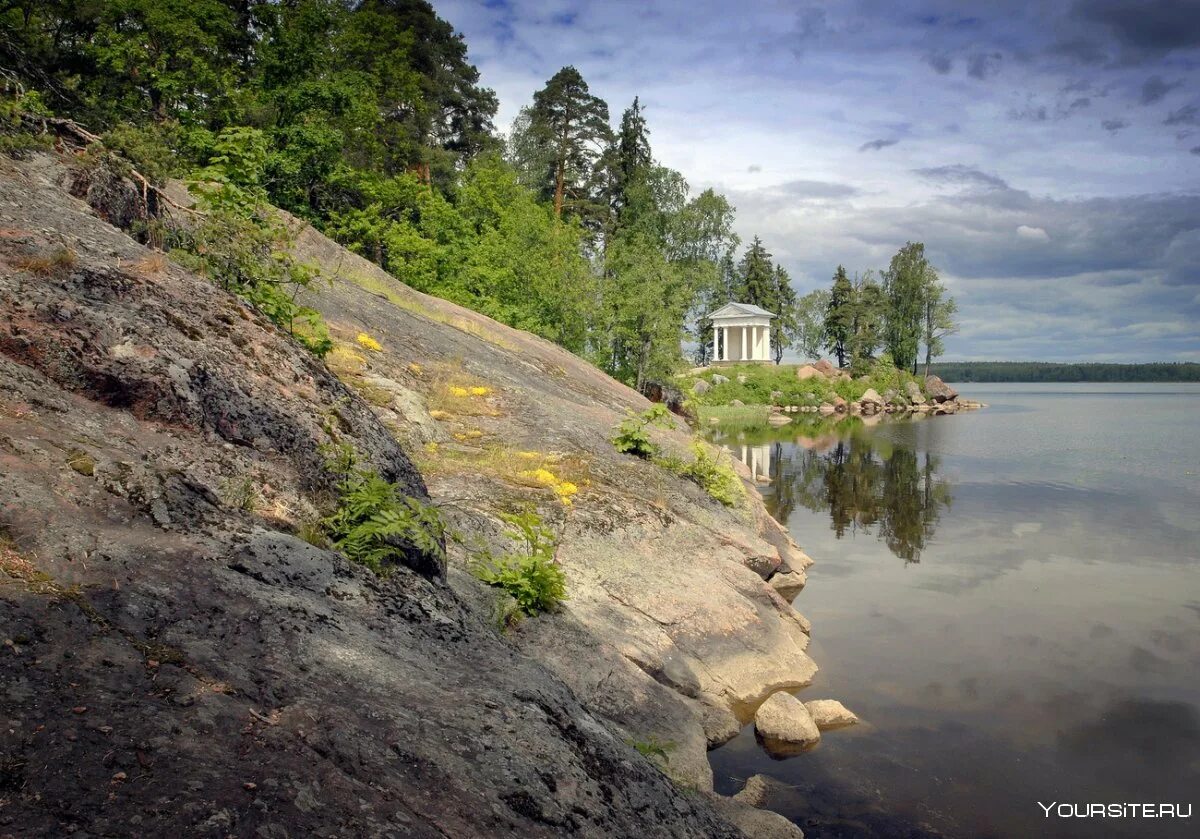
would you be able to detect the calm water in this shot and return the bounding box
[708,383,1200,839]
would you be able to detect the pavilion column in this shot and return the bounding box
[712,324,718,363]
[741,326,747,360]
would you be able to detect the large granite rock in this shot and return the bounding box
[813,359,836,376]
[796,364,821,380]
[925,374,958,403]
[0,151,783,838]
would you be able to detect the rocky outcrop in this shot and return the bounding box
[813,359,836,376]
[753,692,821,756]
[0,152,815,836]
[925,374,958,403]
[796,364,821,380]
[804,699,860,730]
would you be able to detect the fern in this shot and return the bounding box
[473,510,567,616]
[322,447,446,573]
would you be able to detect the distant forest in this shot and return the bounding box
[930,362,1200,382]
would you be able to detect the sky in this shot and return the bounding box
[434,0,1200,361]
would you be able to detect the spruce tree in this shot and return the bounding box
[824,265,854,368]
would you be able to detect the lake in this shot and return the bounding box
[708,383,1200,838]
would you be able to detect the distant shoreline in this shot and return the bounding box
[931,361,1200,383]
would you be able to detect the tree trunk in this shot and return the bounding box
[554,161,564,218]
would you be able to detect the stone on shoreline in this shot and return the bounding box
[712,373,729,384]
[813,358,836,376]
[754,691,821,756]
[796,364,821,380]
[925,374,958,403]
[692,378,710,395]
[733,774,773,807]
[818,402,836,415]
[905,380,925,404]
[803,699,860,730]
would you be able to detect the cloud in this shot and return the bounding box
[1102,117,1131,132]
[1192,145,1200,155]
[747,164,763,173]
[924,51,954,74]
[1072,0,1200,60]
[967,51,1002,80]
[859,138,898,152]
[1017,224,1051,241]
[1140,75,1183,104]
[1165,104,1200,125]
[915,164,1009,190]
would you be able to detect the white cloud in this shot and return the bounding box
[1017,224,1051,241]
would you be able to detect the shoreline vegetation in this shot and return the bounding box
[931,361,1200,382]
[680,359,983,429]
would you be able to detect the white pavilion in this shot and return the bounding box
[708,302,775,363]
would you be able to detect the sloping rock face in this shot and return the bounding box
[294,213,819,792]
[0,153,750,836]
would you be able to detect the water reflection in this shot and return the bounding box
[717,417,952,564]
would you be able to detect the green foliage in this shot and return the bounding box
[172,128,332,356]
[627,735,675,764]
[0,91,52,156]
[824,266,854,368]
[685,360,924,410]
[929,361,1200,383]
[473,510,567,616]
[882,242,929,374]
[611,404,672,458]
[321,444,446,574]
[674,443,743,506]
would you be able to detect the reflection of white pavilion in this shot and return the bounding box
[735,443,772,483]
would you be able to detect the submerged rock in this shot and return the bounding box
[804,699,860,730]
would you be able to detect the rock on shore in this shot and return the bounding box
[754,692,821,756]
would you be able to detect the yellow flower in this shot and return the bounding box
[355,332,382,352]
[448,385,470,397]
[519,468,558,486]
[469,386,490,396]
[554,481,579,503]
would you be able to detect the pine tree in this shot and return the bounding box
[922,268,958,377]
[524,66,612,220]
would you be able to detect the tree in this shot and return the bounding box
[735,236,774,306]
[522,66,612,220]
[824,265,854,368]
[849,271,885,370]
[794,289,829,361]
[882,241,930,374]
[770,265,798,364]
[607,96,652,222]
[921,269,958,377]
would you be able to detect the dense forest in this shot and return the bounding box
[0,0,955,388]
[931,362,1200,383]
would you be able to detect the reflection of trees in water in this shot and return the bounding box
[770,436,951,563]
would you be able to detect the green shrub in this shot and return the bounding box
[473,510,566,616]
[174,128,333,357]
[678,443,743,506]
[612,404,672,458]
[322,444,446,573]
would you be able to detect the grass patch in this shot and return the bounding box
[425,361,502,418]
[420,444,589,507]
[471,509,566,616]
[695,404,771,429]
[13,246,76,277]
[345,271,519,352]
